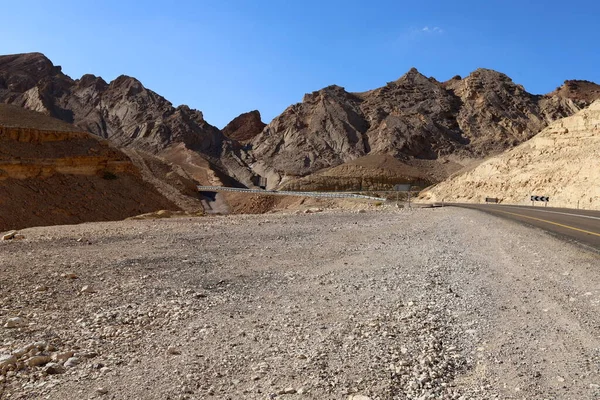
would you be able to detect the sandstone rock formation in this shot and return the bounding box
[222,110,266,143]
[248,68,594,188]
[0,104,180,230]
[420,100,600,209]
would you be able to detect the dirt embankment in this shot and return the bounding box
[0,105,179,230]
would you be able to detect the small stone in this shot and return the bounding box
[167,347,181,355]
[33,341,47,350]
[0,354,17,368]
[81,285,96,294]
[35,286,48,292]
[97,387,109,395]
[557,376,565,383]
[283,387,296,394]
[51,351,74,362]
[13,344,34,358]
[349,395,372,400]
[43,362,66,375]
[64,357,80,368]
[4,317,25,329]
[27,355,51,367]
[63,273,78,279]
[1,231,17,241]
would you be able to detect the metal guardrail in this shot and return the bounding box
[197,186,385,201]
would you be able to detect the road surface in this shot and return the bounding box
[448,203,600,250]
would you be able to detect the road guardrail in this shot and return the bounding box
[197,186,385,201]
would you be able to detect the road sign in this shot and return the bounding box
[531,196,550,202]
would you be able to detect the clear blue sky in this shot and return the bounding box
[2,0,599,128]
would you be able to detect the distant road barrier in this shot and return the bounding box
[197,186,385,201]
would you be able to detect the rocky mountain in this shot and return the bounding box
[0,104,180,230]
[2,52,599,195]
[420,100,600,209]
[248,68,595,188]
[0,52,254,188]
[549,80,600,107]
[222,110,266,143]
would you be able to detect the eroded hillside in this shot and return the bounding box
[0,105,180,230]
[420,100,600,209]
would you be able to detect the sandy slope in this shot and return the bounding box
[421,100,600,209]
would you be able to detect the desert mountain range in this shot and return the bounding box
[1,51,600,227]
[3,54,600,184]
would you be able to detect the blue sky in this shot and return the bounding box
[2,1,599,127]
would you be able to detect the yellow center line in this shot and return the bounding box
[491,209,600,237]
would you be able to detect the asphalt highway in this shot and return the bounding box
[447,203,600,251]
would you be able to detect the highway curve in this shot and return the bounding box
[449,203,600,250]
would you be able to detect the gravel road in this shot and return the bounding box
[1,207,599,399]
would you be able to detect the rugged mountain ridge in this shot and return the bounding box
[0,52,254,187]
[2,52,599,193]
[248,68,597,187]
[0,53,222,153]
[420,100,600,209]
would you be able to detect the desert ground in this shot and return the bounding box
[1,207,599,400]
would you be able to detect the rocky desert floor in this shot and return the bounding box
[1,207,599,399]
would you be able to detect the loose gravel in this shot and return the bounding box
[0,207,599,399]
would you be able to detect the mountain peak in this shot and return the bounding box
[399,67,425,80]
[0,52,64,83]
[222,110,266,143]
[548,79,600,105]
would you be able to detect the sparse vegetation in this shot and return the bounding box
[102,171,118,180]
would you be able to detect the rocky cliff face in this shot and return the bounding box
[443,69,580,156]
[0,104,180,230]
[0,53,223,154]
[0,52,254,187]
[548,80,600,107]
[249,68,596,187]
[222,110,266,143]
[420,100,600,209]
